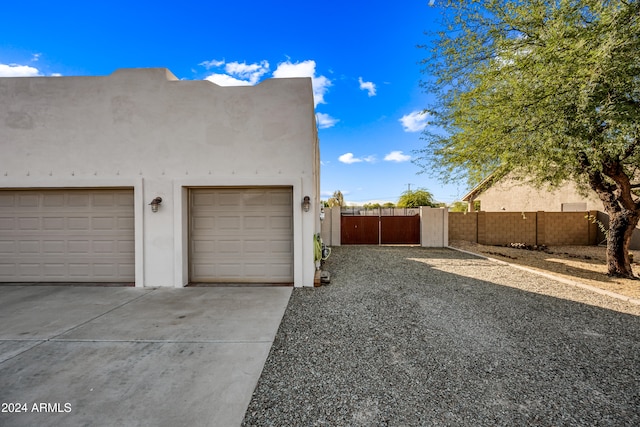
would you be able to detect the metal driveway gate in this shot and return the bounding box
[341,209,420,245]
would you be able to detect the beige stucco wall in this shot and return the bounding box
[0,68,320,287]
[477,176,602,212]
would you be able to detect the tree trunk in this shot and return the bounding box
[605,208,639,278]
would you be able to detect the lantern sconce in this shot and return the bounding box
[302,196,311,212]
[319,207,325,221]
[149,197,163,213]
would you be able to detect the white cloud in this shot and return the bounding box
[316,112,339,129]
[205,73,254,86]
[273,60,331,107]
[358,77,376,97]
[201,59,331,106]
[0,63,40,77]
[339,153,362,164]
[225,60,269,85]
[204,60,269,86]
[338,153,376,164]
[399,110,429,132]
[200,59,225,69]
[384,150,411,162]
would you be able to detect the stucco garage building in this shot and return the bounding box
[0,68,320,287]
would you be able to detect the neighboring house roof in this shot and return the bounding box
[461,169,507,202]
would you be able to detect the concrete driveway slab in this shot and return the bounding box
[0,285,292,427]
[0,341,43,364]
[0,286,152,340]
[0,341,271,427]
[59,287,292,342]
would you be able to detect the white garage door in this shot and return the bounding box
[0,189,135,283]
[189,187,293,283]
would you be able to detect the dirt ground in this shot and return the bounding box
[448,240,640,301]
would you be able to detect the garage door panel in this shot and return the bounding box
[219,192,242,206]
[271,240,293,254]
[271,215,292,230]
[93,193,116,207]
[271,192,292,206]
[120,263,135,277]
[117,216,135,230]
[68,194,91,207]
[117,240,135,254]
[190,187,293,283]
[94,263,117,277]
[18,218,39,230]
[68,217,90,230]
[19,240,40,254]
[0,264,16,277]
[18,195,39,208]
[42,240,65,254]
[218,216,241,230]
[93,217,115,230]
[93,240,115,253]
[43,194,65,207]
[191,216,214,230]
[44,263,66,277]
[244,216,266,229]
[218,263,243,277]
[270,263,293,278]
[43,217,65,230]
[245,192,267,206]
[0,194,14,207]
[69,240,90,253]
[69,263,91,277]
[0,241,14,254]
[218,240,242,254]
[244,240,267,253]
[0,189,134,282]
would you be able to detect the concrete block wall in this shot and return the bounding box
[449,211,598,246]
[480,212,537,245]
[448,212,478,242]
[540,211,597,245]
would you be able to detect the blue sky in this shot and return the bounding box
[0,0,465,205]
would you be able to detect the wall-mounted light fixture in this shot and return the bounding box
[149,197,163,213]
[302,196,311,212]
[319,207,325,221]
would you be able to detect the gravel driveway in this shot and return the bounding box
[243,246,640,426]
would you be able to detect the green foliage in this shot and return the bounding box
[327,190,345,208]
[397,188,436,208]
[418,0,640,276]
[449,201,469,212]
[363,202,382,210]
[586,213,609,238]
[382,202,396,208]
[418,0,640,190]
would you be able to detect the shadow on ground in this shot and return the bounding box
[243,246,640,427]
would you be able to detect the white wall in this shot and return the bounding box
[0,68,320,287]
[420,207,448,247]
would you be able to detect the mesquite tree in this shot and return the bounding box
[419,0,640,278]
